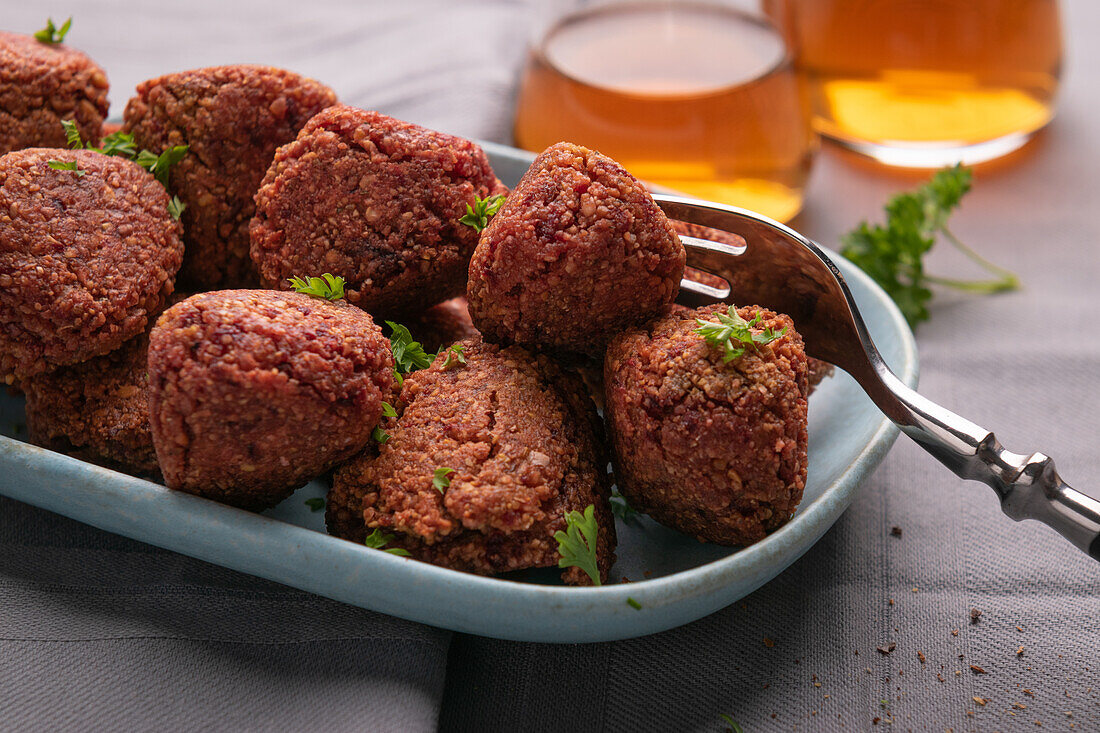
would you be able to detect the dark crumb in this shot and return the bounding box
[970,664,987,674]
[877,642,896,654]
[890,525,902,537]
[620,577,631,583]
[917,650,926,664]
[937,673,945,682]
[952,629,959,636]
[973,696,988,706]
[1017,646,1025,656]
[763,637,775,648]
[970,607,982,624]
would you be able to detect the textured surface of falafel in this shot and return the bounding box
[148,290,394,511]
[405,296,479,354]
[330,336,615,585]
[250,106,508,317]
[605,304,808,546]
[0,32,109,155]
[0,148,183,382]
[124,65,336,289]
[467,142,685,358]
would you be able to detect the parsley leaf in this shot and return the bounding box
[380,401,397,418]
[47,159,84,177]
[554,504,601,585]
[432,467,454,493]
[61,120,83,149]
[458,193,506,232]
[694,306,785,364]
[287,273,346,301]
[438,343,466,369]
[98,131,138,159]
[372,426,391,445]
[167,196,186,221]
[304,497,325,512]
[610,490,639,524]
[718,714,744,733]
[387,322,432,374]
[134,145,189,187]
[627,597,642,610]
[34,17,72,44]
[841,165,1018,328]
[364,528,411,556]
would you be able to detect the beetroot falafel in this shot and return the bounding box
[605,303,809,546]
[148,290,394,511]
[124,65,337,289]
[250,106,508,317]
[330,336,615,585]
[0,148,183,382]
[467,142,685,359]
[0,31,109,155]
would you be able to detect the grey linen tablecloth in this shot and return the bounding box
[2,1,1099,730]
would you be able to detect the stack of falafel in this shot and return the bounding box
[1,23,829,586]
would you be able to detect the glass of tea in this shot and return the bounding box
[766,0,1063,167]
[512,1,816,223]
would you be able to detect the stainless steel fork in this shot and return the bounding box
[655,192,1100,561]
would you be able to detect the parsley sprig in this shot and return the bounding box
[459,193,505,232]
[554,504,601,585]
[167,196,186,221]
[432,467,454,493]
[841,165,1019,328]
[34,17,72,44]
[364,528,411,556]
[372,426,391,445]
[287,273,346,301]
[438,343,466,369]
[135,146,189,187]
[610,490,639,524]
[387,322,433,385]
[47,159,84,177]
[695,306,786,364]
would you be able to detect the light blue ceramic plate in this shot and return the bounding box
[0,142,918,643]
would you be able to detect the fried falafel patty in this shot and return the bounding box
[0,31,109,155]
[124,65,337,289]
[250,106,508,317]
[330,336,616,585]
[467,142,685,358]
[405,296,479,354]
[605,304,808,546]
[148,290,394,511]
[0,148,183,382]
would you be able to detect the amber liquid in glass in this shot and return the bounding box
[766,0,1062,166]
[513,2,815,222]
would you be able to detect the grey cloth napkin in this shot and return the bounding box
[4,1,1100,731]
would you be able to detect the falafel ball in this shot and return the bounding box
[0,148,184,382]
[0,31,109,155]
[123,65,337,289]
[330,336,616,585]
[148,290,394,511]
[250,106,508,317]
[605,303,809,546]
[467,142,685,359]
[405,296,479,354]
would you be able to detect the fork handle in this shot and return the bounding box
[877,370,1100,560]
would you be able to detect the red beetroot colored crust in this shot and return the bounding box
[124,65,337,289]
[148,290,394,511]
[0,32,109,154]
[250,106,508,318]
[329,336,615,585]
[605,304,808,546]
[467,141,685,359]
[0,148,183,381]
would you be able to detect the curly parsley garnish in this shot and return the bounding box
[438,343,466,369]
[695,306,785,364]
[554,504,601,585]
[134,145,189,187]
[61,119,83,149]
[458,193,505,232]
[47,159,84,177]
[98,131,139,159]
[432,467,454,493]
[841,165,1018,328]
[371,426,391,445]
[34,17,72,44]
[304,497,325,512]
[364,528,411,556]
[387,322,432,383]
[167,196,186,221]
[287,273,345,301]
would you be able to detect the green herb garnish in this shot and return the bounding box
[372,426,391,445]
[840,165,1018,328]
[381,401,397,418]
[167,196,186,221]
[34,17,72,44]
[47,159,84,177]
[610,490,639,524]
[554,504,601,585]
[304,497,325,512]
[694,306,785,364]
[364,528,411,556]
[438,343,466,369]
[627,597,642,610]
[387,322,432,375]
[432,467,454,493]
[718,714,744,733]
[134,145,189,187]
[458,193,506,232]
[97,131,139,159]
[287,273,345,301]
[61,119,83,149]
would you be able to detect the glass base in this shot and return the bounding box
[820,127,1045,168]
